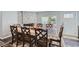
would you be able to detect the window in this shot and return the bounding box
[41,16,57,24]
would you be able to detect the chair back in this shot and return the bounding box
[35,28,48,46]
[10,25,17,37]
[23,23,34,28]
[21,27,30,36]
[37,23,43,28]
[58,26,64,40]
[46,24,53,28]
[35,29,48,40]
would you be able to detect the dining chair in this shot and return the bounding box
[23,23,34,28]
[35,28,48,47]
[46,24,53,28]
[21,27,35,47]
[37,23,43,28]
[10,25,17,44]
[49,26,64,47]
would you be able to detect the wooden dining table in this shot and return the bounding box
[16,24,64,47]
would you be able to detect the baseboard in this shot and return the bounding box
[0,35,12,40]
[64,34,78,38]
[63,34,78,40]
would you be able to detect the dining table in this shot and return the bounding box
[16,24,64,47]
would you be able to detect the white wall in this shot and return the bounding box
[18,11,23,24]
[0,11,78,39]
[77,11,79,25]
[18,11,78,37]
[60,11,78,36]
[0,11,18,39]
[23,11,38,24]
[37,11,78,36]
[37,11,62,25]
[0,11,2,38]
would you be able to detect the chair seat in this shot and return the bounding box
[37,42,47,47]
[50,38,60,42]
[23,35,36,44]
[48,35,59,39]
[50,44,60,47]
[37,39,47,47]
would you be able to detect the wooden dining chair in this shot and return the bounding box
[23,23,34,28]
[37,23,43,28]
[49,26,64,47]
[21,27,35,47]
[46,24,53,28]
[35,28,48,47]
[10,25,17,44]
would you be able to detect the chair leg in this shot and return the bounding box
[35,39,37,46]
[30,39,32,47]
[23,40,25,47]
[49,39,52,47]
[30,42,33,47]
[59,42,61,47]
[49,43,51,47]
[16,39,18,47]
[11,37,14,44]
[30,44,32,47]
[60,38,61,47]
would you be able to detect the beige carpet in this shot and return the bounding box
[0,41,5,47]
[3,42,30,47]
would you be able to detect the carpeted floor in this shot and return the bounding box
[64,38,79,47]
[0,37,79,47]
